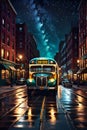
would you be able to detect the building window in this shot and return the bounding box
[19,42,23,48]
[12,54,14,61]
[74,36,77,39]
[2,32,5,43]
[1,48,5,58]
[1,70,9,79]
[7,8,10,17]
[12,41,15,49]
[1,70,5,79]
[86,59,87,67]
[7,51,10,60]
[12,18,15,24]
[1,1,6,11]
[7,23,10,31]
[2,18,5,27]
[12,28,15,36]
[19,27,23,31]
[7,37,10,45]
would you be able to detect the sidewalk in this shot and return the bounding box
[72,84,87,98]
[72,84,87,90]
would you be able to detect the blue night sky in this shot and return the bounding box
[10,0,80,58]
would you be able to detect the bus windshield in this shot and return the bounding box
[30,66,55,72]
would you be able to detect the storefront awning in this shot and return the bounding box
[0,64,16,71]
[81,68,87,73]
[77,69,82,74]
[77,68,87,74]
[9,66,16,71]
[0,64,9,70]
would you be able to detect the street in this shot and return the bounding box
[0,85,87,130]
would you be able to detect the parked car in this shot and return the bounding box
[62,79,72,88]
[16,78,26,85]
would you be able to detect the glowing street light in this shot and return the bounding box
[77,59,80,64]
[18,54,23,61]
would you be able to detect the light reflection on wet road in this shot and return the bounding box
[10,91,59,130]
[10,90,70,130]
[59,85,87,130]
[1,85,87,130]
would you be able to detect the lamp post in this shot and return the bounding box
[18,54,23,78]
[77,59,80,65]
[18,54,23,62]
[77,59,80,87]
[18,54,23,68]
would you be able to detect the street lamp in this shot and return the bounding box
[77,59,80,64]
[77,59,80,86]
[18,54,23,61]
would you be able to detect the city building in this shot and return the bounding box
[27,33,40,61]
[0,0,17,85]
[66,27,79,81]
[16,23,40,79]
[54,52,60,65]
[59,39,67,78]
[16,23,28,79]
[26,33,40,78]
[78,0,87,82]
[59,27,79,82]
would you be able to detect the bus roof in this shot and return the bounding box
[30,57,57,64]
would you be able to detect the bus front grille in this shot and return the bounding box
[36,77,47,86]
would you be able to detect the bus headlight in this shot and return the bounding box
[29,78,34,82]
[26,78,35,86]
[49,78,55,83]
[48,78,56,86]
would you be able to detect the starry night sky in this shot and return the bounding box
[10,0,80,58]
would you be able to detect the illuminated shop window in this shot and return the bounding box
[7,51,10,60]
[6,70,9,78]
[1,48,5,58]
[86,59,87,67]
[1,70,5,79]
[1,69,9,79]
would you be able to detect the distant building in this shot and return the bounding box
[66,27,79,81]
[78,0,87,81]
[16,23,27,62]
[16,23,28,78]
[0,0,17,85]
[16,23,40,78]
[59,39,67,78]
[54,52,60,65]
[59,27,79,81]
[27,33,40,61]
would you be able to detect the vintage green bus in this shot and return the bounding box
[26,57,59,92]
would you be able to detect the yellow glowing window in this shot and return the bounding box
[1,48,5,58]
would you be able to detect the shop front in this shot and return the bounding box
[0,59,16,86]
